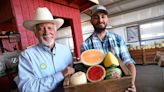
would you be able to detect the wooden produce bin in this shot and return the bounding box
[129,49,143,64]
[156,47,164,52]
[64,59,132,92]
[143,48,157,64]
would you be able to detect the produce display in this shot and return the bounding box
[129,41,164,50]
[70,50,123,85]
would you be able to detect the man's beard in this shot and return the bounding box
[39,36,55,47]
[41,39,54,46]
[93,24,107,33]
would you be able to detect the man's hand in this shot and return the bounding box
[62,66,75,77]
[125,84,136,92]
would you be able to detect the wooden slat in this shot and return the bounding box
[118,58,131,76]
[10,0,28,50]
[38,0,45,6]
[26,0,37,45]
[65,76,131,92]
[20,0,32,45]
[143,48,157,64]
[46,0,79,9]
[129,49,144,64]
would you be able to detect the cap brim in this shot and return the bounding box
[23,18,64,31]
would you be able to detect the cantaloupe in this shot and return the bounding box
[103,52,119,67]
[81,49,104,66]
[86,65,106,83]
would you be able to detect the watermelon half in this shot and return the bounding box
[86,65,106,83]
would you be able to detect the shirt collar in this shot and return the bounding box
[92,30,111,41]
[38,43,56,55]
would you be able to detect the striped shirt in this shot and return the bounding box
[81,31,135,65]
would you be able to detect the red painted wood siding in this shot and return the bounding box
[10,0,83,57]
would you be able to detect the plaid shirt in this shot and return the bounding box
[81,31,135,65]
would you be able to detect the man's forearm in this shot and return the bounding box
[127,64,136,85]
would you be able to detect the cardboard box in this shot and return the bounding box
[64,59,132,92]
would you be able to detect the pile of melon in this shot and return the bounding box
[70,49,123,85]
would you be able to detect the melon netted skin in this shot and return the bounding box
[86,65,106,83]
[81,49,104,66]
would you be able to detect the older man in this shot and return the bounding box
[15,7,74,92]
[81,5,136,92]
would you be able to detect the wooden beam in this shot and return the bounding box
[0,0,13,24]
[0,21,16,31]
[46,0,79,9]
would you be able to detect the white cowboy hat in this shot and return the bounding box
[23,7,64,31]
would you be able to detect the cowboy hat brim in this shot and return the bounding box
[23,18,64,31]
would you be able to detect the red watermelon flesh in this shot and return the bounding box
[87,65,106,82]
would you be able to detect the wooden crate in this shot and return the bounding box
[129,47,164,65]
[156,47,164,52]
[143,48,157,64]
[64,59,132,92]
[129,49,143,64]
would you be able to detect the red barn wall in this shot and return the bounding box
[10,0,83,57]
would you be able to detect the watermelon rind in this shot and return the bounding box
[105,67,122,80]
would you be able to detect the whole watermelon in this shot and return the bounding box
[74,63,88,73]
[105,67,122,80]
